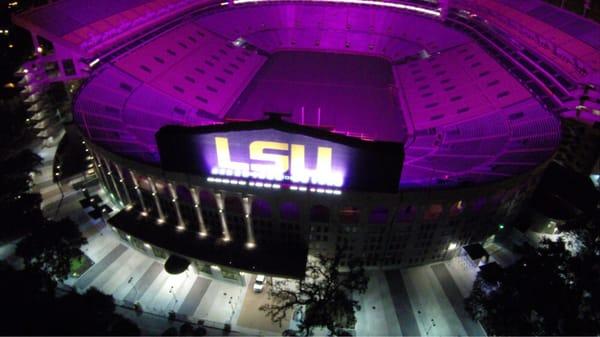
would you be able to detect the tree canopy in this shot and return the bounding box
[16,217,88,280]
[0,264,140,335]
[465,214,600,335]
[260,252,368,335]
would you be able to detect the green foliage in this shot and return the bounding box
[260,251,368,335]
[69,254,94,277]
[16,218,88,280]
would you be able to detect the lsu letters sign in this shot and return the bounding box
[156,118,404,193]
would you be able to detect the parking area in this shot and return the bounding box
[237,275,292,334]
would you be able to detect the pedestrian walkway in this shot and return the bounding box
[355,271,402,336]
[385,270,420,336]
[384,262,487,336]
[69,222,489,337]
[237,274,288,334]
[431,263,486,336]
[21,118,491,336]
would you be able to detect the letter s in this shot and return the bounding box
[249,141,289,174]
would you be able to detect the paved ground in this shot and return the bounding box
[381,262,488,336]
[355,271,402,336]
[385,270,420,336]
[431,263,486,336]
[237,275,291,334]
[62,219,488,336]
[14,129,490,336]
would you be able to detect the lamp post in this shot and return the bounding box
[128,276,139,302]
[583,0,591,17]
[417,310,436,336]
[169,285,178,311]
[53,165,64,218]
[425,318,436,335]
[228,297,235,324]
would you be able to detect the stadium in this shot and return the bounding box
[14,0,600,281]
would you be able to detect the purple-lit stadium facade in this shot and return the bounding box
[14,0,600,278]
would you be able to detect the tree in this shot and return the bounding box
[16,217,88,280]
[260,251,368,335]
[109,317,141,336]
[0,264,141,335]
[179,322,195,336]
[0,149,46,241]
[0,149,42,205]
[0,192,45,240]
[0,149,42,177]
[161,327,178,336]
[0,264,57,335]
[465,220,600,335]
[53,287,117,335]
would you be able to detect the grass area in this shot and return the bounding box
[70,254,94,278]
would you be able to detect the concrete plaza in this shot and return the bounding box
[66,220,486,336]
[22,134,487,336]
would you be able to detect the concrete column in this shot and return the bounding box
[168,183,185,230]
[189,187,208,237]
[31,32,40,55]
[115,165,132,208]
[241,195,256,249]
[148,177,165,224]
[102,157,124,207]
[214,191,230,242]
[439,0,450,19]
[91,153,111,195]
[129,170,148,214]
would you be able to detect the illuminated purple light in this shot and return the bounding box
[68,1,563,189]
[221,0,441,17]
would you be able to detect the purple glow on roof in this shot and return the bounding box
[226,52,406,142]
[71,1,564,189]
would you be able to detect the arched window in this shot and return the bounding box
[176,185,193,204]
[471,197,486,213]
[153,179,169,198]
[449,200,464,217]
[423,204,443,221]
[280,202,300,221]
[199,190,217,210]
[395,205,416,223]
[368,207,389,224]
[339,206,360,224]
[310,205,330,223]
[137,175,152,192]
[489,192,504,208]
[252,199,272,218]
[225,196,243,214]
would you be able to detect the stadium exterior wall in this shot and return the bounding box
[85,133,547,279]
